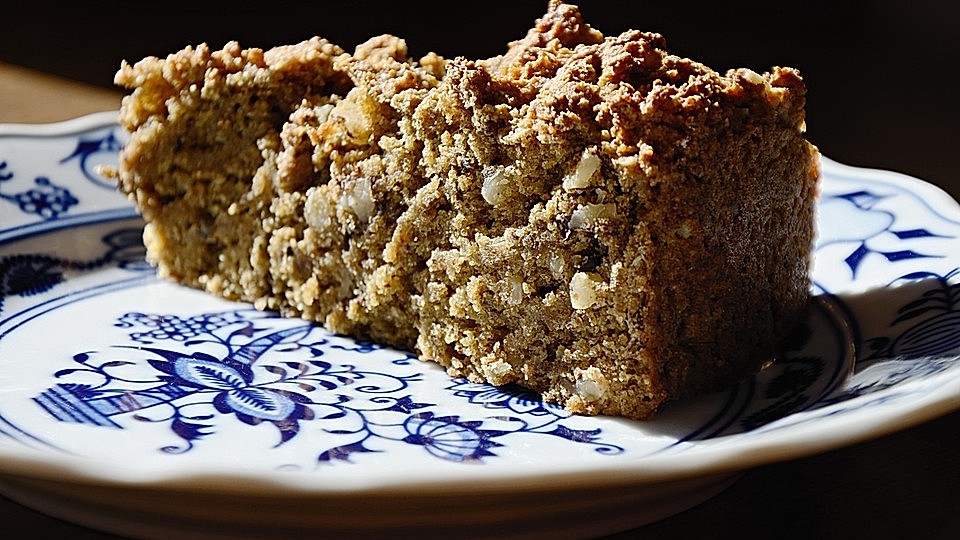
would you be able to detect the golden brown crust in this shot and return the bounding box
[113,1,819,419]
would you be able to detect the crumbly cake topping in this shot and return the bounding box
[113,1,818,419]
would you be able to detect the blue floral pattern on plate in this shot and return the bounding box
[0,116,135,245]
[1,115,958,494]
[32,307,624,463]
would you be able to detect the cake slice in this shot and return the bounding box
[112,1,819,419]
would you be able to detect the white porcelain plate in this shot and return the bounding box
[1,113,959,539]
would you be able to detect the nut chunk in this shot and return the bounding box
[113,1,819,419]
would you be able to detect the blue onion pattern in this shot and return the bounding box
[816,269,960,403]
[403,413,502,461]
[445,380,624,454]
[865,269,960,360]
[34,309,624,462]
[449,381,556,415]
[59,130,125,189]
[0,171,78,220]
[815,190,944,280]
[0,227,146,313]
[1,126,130,241]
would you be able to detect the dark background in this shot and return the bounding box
[1,3,959,538]
[1,0,957,195]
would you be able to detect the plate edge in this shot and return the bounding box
[0,111,119,136]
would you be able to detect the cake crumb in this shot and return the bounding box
[112,1,819,419]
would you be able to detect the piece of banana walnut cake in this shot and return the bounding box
[111,1,819,419]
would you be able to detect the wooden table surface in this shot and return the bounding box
[1,2,958,538]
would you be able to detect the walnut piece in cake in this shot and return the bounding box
[112,1,820,419]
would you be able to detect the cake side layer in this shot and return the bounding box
[401,29,818,415]
[114,1,818,419]
[116,36,445,349]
